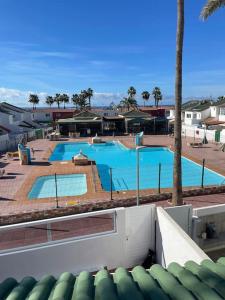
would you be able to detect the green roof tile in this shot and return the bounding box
[3,258,225,300]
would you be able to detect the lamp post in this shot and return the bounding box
[136,146,140,206]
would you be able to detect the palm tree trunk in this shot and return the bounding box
[172,0,184,206]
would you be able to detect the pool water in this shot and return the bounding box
[49,142,225,191]
[28,174,87,199]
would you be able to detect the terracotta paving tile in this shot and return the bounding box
[0,135,225,217]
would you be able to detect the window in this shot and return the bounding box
[45,113,50,117]
[186,113,191,118]
[220,108,225,115]
[193,113,197,119]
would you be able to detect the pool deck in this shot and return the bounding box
[1,135,225,217]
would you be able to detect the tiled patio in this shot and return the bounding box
[0,135,225,217]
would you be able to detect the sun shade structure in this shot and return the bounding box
[2,258,225,299]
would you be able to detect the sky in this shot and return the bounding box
[0,0,225,107]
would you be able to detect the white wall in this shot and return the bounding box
[32,111,53,122]
[165,205,192,235]
[193,203,225,218]
[0,112,11,128]
[182,124,216,142]
[0,133,9,151]
[184,108,211,126]
[184,111,199,126]
[211,106,219,118]
[125,205,155,266]
[0,205,156,281]
[156,207,209,267]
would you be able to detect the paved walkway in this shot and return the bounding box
[0,135,225,217]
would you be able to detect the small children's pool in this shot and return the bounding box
[28,174,87,199]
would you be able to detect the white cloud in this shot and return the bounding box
[0,87,47,107]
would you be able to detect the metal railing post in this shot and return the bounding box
[55,173,59,208]
[110,167,113,200]
[201,159,205,189]
[158,163,161,194]
[136,147,140,206]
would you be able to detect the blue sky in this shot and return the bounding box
[0,0,225,106]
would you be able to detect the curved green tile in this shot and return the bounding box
[26,274,56,300]
[48,272,74,300]
[168,262,222,300]
[94,269,118,300]
[0,278,17,299]
[185,261,225,298]
[71,271,93,300]
[5,276,36,300]
[131,266,170,300]
[113,267,144,300]
[202,260,225,280]
[149,264,195,300]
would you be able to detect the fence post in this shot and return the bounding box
[158,163,161,194]
[136,147,140,206]
[201,159,205,188]
[110,167,113,200]
[55,173,59,208]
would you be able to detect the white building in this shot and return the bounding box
[183,101,211,126]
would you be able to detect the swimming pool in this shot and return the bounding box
[49,142,225,191]
[28,174,87,199]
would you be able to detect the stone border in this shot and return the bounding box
[1,185,225,225]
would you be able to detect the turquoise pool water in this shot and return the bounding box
[28,174,87,199]
[49,141,225,191]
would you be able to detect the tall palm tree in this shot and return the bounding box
[61,93,70,109]
[78,93,88,110]
[28,94,39,110]
[71,94,80,109]
[201,0,225,19]
[141,91,150,107]
[172,0,184,206]
[120,97,137,111]
[54,93,62,109]
[45,96,54,108]
[152,87,162,108]
[86,88,93,108]
[127,86,136,99]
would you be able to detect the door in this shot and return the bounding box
[215,130,221,142]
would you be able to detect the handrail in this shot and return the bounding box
[0,208,120,232]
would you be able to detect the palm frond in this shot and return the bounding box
[201,0,225,20]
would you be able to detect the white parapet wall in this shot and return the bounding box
[156,207,209,267]
[182,125,216,142]
[0,205,155,281]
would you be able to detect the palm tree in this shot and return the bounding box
[78,93,88,110]
[86,88,93,108]
[61,93,70,109]
[54,93,62,109]
[71,94,80,109]
[172,0,184,206]
[45,96,54,108]
[152,87,162,108]
[28,94,39,110]
[218,96,225,102]
[120,97,137,111]
[141,91,150,107]
[127,86,136,99]
[201,0,225,19]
